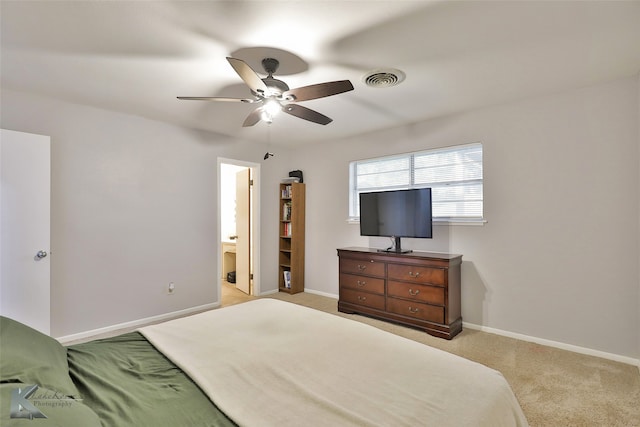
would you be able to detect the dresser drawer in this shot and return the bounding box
[386,298,444,324]
[340,258,385,277]
[387,281,445,305]
[387,263,445,286]
[340,288,386,311]
[339,273,385,295]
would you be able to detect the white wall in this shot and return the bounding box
[295,77,639,359]
[0,89,290,337]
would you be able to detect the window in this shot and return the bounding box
[349,143,483,223]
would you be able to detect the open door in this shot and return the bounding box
[235,168,251,295]
[0,129,51,334]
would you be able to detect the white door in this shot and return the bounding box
[0,129,51,334]
[235,169,251,295]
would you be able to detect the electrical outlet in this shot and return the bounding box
[167,282,175,295]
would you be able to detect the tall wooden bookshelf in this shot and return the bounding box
[279,182,305,294]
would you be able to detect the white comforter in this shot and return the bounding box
[140,299,528,427]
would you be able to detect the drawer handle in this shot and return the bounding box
[357,280,366,287]
[408,271,420,278]
[357,296,367,301]
[357,264,367,271]
[408,306,420,313]
[408,289,420,296]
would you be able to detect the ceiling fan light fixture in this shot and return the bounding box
[260,110,273,124]
[264,99,282,116]
[260,98,282,124]
[362,68,406,88]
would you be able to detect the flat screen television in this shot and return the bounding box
[359,188,432,253]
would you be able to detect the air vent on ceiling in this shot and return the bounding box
[362,69,406,88]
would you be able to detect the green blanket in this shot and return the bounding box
[67,332,236,427]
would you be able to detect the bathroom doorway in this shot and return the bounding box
[218,158,260,306]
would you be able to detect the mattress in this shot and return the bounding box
[141,299,529,427]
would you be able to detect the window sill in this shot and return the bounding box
[434,219,487,226]
[347,218,487,226]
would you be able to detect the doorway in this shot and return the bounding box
[218,158,260,306]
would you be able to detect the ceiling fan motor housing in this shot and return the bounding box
[261,77,290,95]
[260,58,289,96]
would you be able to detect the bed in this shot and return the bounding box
[1,299,528,426]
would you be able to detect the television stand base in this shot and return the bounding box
[377,236,412,253]
[377,249,413,254]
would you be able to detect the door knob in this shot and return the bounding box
[35,250,48,259]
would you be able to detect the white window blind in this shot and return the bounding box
[349,143,483,222]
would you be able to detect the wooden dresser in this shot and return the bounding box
[337,247,462,339]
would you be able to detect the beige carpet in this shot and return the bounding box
[222,286,640,427]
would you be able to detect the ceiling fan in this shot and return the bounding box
[178,57,354,127]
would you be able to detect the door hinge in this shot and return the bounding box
[249,179,254,186]
[250,273,254,280]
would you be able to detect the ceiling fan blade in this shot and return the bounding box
[282,80,354,102]
[177,96,257,103]
[282,104,333,125]
[242,108,263,127]
[226,57,268,96]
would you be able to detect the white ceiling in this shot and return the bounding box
[2,1,640,148]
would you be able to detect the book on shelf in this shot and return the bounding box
[282,201,292,221]
[282,222,292,237]
[283,270,291,289]
[281,185,292,199]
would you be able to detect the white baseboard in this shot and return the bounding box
[56,302,220,345]
[304,288,339,299]
[463,322,640,368]
[258,288,337,299]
